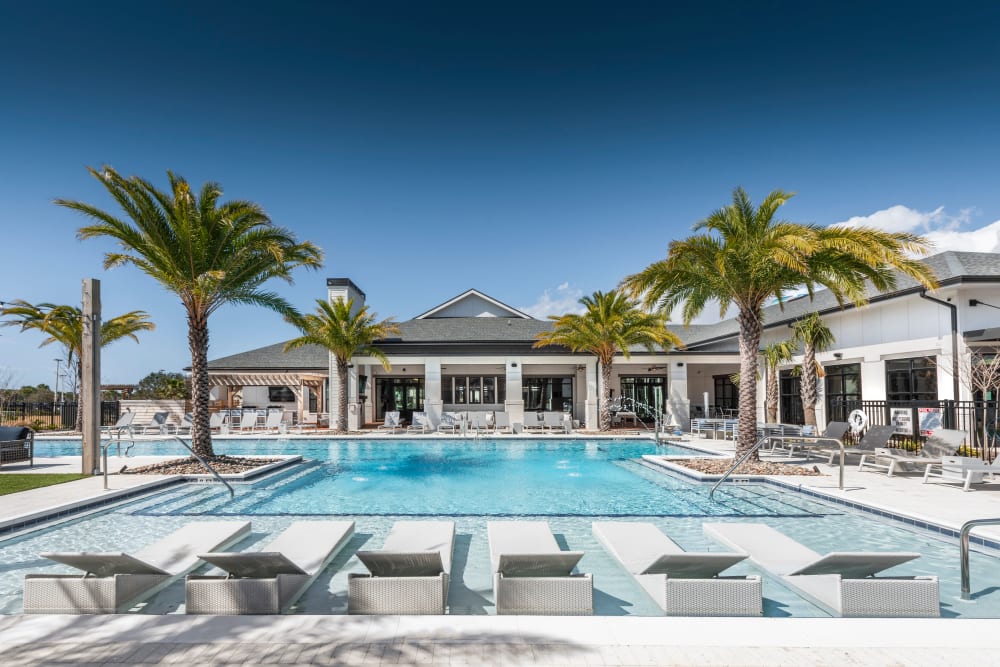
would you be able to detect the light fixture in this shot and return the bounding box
[970,299,1000,310]
[833,353,843,359]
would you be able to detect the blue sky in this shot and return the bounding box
[2,1,1000,387]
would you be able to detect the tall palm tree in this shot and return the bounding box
[1,300,154,430]
[533,289,681,431]
[57,166,322,457]
[762,339,796,423]
[623,187,937,459]
[792,312,836,427]
[284,298,400,432]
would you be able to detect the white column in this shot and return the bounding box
[424,358,443,427]
[505,358,524,427]
[585,360,599,430]
[861,355,886,401]
[347,363,361,431]
[666,361,690,430]
[362,364,374,426]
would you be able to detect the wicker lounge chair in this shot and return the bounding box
[859,427,961,476]
[487,521,592,615]
[24,521,251,614]
[593,522,761,616]
[186,520,355,614]
[349,520,455,614]
[704,522,939,617]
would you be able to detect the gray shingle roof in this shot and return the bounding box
[208,252,1000,368]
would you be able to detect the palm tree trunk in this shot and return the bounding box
[801,343,818,426]
[336,357,349,432]
[736,308,763,460]
[188,309,214,458]
[599,361,613,431]
[766,365,779,423]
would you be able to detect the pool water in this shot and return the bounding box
[4,438,1000,617]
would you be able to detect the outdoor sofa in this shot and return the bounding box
[0,426,33,467]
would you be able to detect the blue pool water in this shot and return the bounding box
[4,438,1000,617]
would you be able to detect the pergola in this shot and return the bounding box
[207,372,326,418]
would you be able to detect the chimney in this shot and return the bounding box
[326,278,365,317]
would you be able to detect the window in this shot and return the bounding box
[268,386,296,403]
[885,357,938,402]
[778,371,803,425]
[443,376,506,405]
[619,376,666,420]
[825,363,861,422]
[522,377,573,411]
[713,375,738,413]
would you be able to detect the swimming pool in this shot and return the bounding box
[4,438,1000,617]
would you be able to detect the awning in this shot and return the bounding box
[208,373,326,388]
[964,327,1000,342]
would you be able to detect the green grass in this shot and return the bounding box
[0,474,90,496]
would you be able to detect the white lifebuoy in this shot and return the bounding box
[848,409,869,434]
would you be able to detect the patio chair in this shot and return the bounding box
[0,426,34,468]
[923,430,998,491]
[859,427,963,477]
[487,521,592,615]
[186,520,355,614]
[407,411,434,434]
[439,411,462,434]
[522,412,545,431]
[704,522,939,617]
[825,424,896,466]
[232,410,259,432]
[349,520,456,614]
[102,411,136,438]
[137,411,171,435]
[261,410,284,433]
[468,411,490,433]
[492,411,512,433]
[767,421,849,458]
[377,411,403,433]
[593,522,761,616]
[543,411,569,433]
[209,412,226,432]
[24,521,252,614]
[174,413,194,435]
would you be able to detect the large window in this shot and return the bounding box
[620,376,666,420]
[375,377,425,420]
[442,375,506,405]
[885,357,938,402]
[523,377,573,411]
[779,371,804,425]
[713,375,738,414]
[825,363,861,422]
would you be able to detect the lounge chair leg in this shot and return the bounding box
[964,474,973,492]
[887,461,895,477]
[858,456,867,471]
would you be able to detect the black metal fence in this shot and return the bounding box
[829,399,999,460]
[0,401,120,429]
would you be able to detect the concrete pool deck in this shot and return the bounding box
[3,435,1000,664]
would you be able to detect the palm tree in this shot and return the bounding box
[762,339,796,423]
[57,166,322,457]
[1,300,154,430]
[533,289,681,431]
[623,186,937,459]
[792,312,836,427]
[284,298,400,432]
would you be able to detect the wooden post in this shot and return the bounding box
[82,279,101,475]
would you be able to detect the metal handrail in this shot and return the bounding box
[101,434,234,499]
[708,434,769,500]
[960,517,1000,600]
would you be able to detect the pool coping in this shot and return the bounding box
[642,455,1000,552]
[0,455,302,537]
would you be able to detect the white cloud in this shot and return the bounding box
[837,204,1000,253]
[520,283,586,319]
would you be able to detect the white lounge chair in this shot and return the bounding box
[378,411,403,434]
[24,521,252,614]
[487,521,592,615]
[186,520,355,614]
[229,410,258,433]
[138,411,171,434]
[349,520,456,614]
[766,421,848,458]
[704,522,939,617]
[261,410,284,433]
[492,411,511,433]
[522,412,545,431]
[407,411,434,434]
[468,411,490,433]
[209,412,226,432]
[859,427,960,477]
[593,522,761,616]
[439,411,462,434]
[543,411,569,433]
[919,429,994,490]
[828,424,897,465]
[102,411,136,438]
[173,413,194,435]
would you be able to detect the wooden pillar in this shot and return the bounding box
[81,278,101,475]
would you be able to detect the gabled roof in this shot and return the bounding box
[414,289,533,320]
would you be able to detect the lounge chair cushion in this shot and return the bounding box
[356,551,445,577]
[39,552,169,577]
[0,426,31,441]
[639,553,748,578]
[496,552,583,577]
[196,552,307,578]
[788,552,919,578]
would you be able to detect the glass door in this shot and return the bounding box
[619,376,666,421]
[375,377,425,422]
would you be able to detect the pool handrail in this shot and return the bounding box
[960,516,1000,600]
[101,434,235,499]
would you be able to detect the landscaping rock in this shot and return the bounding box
[121,455,281,475]
[676,458,823,476]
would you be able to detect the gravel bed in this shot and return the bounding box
[121,455,282,475]
[675,458,823,476]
